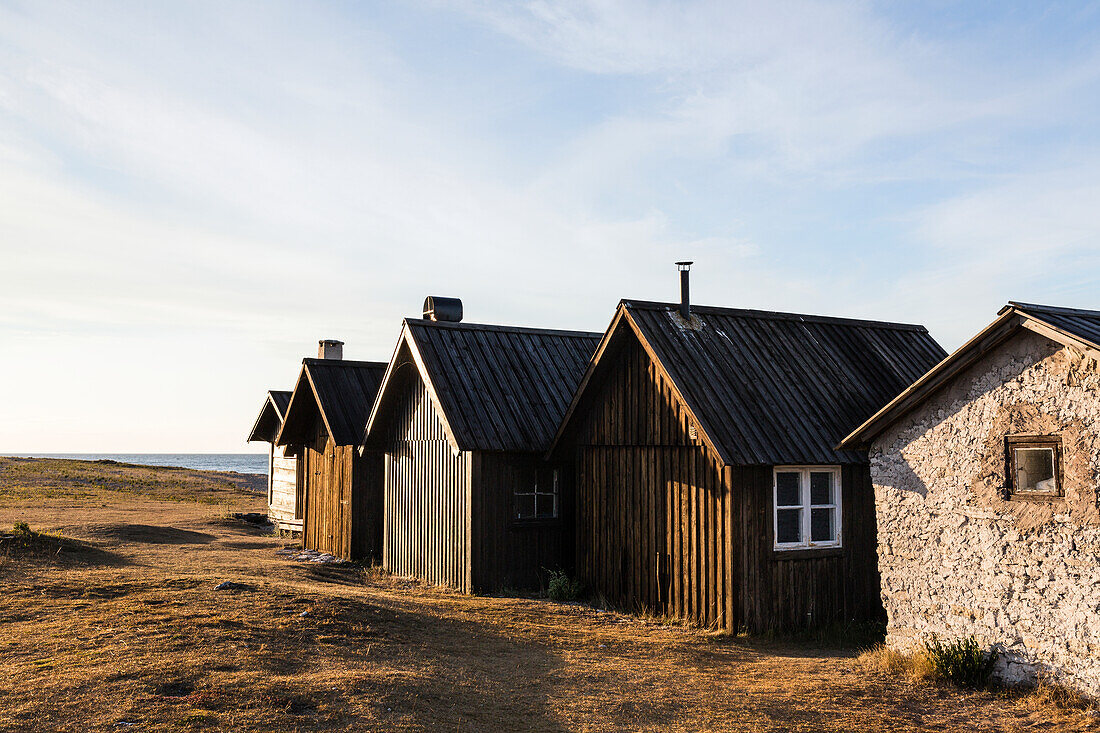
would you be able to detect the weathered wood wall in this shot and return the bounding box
[470,453,573,592]
[354,450,384,562]
[733,463,881,632]
[578,445,733,628]
[382,375,471,591]
[571,336,883,633]
[298,420,382,562]
[267,443,301,532]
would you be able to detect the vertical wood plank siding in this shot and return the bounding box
[573,337,883,633]
[382,375,471,592]
[299,422,382,562]
[470,453,574,591]
[354,449,384,561]
[733,464,881,632]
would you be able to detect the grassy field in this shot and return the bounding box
[0,457,1093,732]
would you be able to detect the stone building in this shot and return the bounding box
[840,302,1100,695]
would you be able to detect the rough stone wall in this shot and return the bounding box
[871,329,1100,695]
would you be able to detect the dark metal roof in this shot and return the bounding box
[556,300,946,466]
[277,359,388,447]
[1006,302,1100,349]
[840,301,1100,450]
[366,319,602,453]
[246,389,293,443]
[269,390,292,418]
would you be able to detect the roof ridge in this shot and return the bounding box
[620,299,929,332]
[1009,301,1100,318]
[405,318,602,339]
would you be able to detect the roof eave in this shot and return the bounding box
[360,321,466,455]
[835,304,1100,451]
[274,363,336,447]
[246,393,281,443]
[619,307,735,467]
[545,306,628,460]
[546,303,736,467]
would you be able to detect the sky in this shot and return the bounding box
[2,1,1100,452]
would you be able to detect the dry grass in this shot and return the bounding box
[0,456,264,505]
[0,458,1096,732]
[1031,678,1095,712]
[859,644,1096,716]
[858,644,937,682]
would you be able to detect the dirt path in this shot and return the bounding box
[0,458,1093,731]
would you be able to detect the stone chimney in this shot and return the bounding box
[318,339,344,360]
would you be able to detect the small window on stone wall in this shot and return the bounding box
[1007,436,1063,499]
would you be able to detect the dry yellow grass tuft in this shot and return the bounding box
[1028,677,1094,712]
[857,644,935,682]
[859,643,1097,717]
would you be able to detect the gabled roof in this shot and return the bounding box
[551,300,947,466]
[362,319,602,453]
[838,301,1100,450]
[276,359,388,447]
[246,390,293,443]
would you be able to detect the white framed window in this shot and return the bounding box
[515,468,559,520]
[773,466,842,550]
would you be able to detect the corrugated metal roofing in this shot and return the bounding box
[1009,302,1100,349]
[247,390,293,443]
[375,320,602,452]
[621,300,947,465]
[278,359,387,446]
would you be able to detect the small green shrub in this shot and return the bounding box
[922,635,998,688]
[546,569,583,602]
[12,521,31,536]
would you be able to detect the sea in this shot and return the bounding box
[1,453,269,475]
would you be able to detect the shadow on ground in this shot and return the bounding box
[85,523,217,545]
[0,533,129,569]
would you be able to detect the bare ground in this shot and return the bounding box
[0,457,1093,732]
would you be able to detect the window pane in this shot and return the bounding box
[1014,447,1056,492]
[776,472,800,506]
[811,508,835,542]
[536,493,556,519]
[776,508,802,543]
[810,472,833,505]
[515,493,535,519]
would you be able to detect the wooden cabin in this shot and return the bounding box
[549,293,946,633]
[246,389,300,534]
[839,302,1100,696]
[361,299,601,592]
[275,340,387,561]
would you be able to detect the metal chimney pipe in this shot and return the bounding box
[676,261,693,319]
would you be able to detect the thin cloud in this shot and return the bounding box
[1,1,1100,449]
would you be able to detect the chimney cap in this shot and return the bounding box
[317,339,344,360]
[423,296,463,322]
[676,261,693,270]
